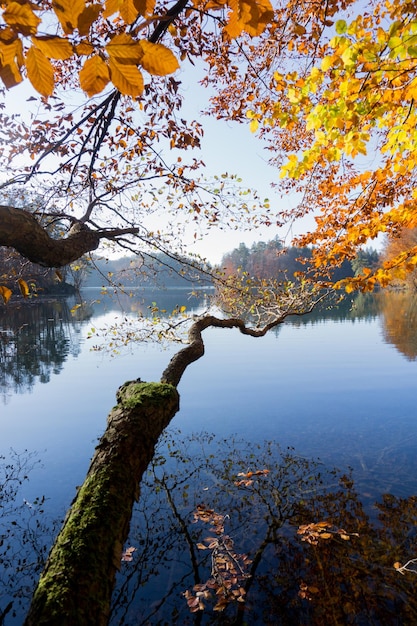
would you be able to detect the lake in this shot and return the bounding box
[1,289,417,624]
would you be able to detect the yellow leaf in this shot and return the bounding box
[2,2,41,36]
[0,285,12,304]
[104,0,139,23]
[319,532,333,539]
[0,38,23,88]
[293,23,306,36]
[77,4,102,36]
[76,42,95,56]
[31,36,73,60]
[138,40,179,76]
[52,0,86,35]
[26,46,55,97]
[106,33,143,64]
[321,55,336,71]
[103,0,119,18]
[18,279,30,298]
[79,54,110,97]
[133,0,156,17]
[249,118,259,133]
[180,305,187,313]
[108,57,143,97]
[121,0,140,23]
[225,0,273,38]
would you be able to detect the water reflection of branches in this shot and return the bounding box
[0,299,90,403]
[110,431,417,625]
[379,291,417,360]
[0,450,57,624]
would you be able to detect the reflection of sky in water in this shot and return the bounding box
[2,291,417,623]
[1,293,417,509]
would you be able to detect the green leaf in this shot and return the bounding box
[335,20,347,35]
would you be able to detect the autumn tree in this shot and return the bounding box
[0,1,330,624]
[382,227,417,290]
[207,0,417,291]
[0,0,276,278]
[5,0,415,622]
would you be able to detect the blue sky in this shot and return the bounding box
[171,63,310,263]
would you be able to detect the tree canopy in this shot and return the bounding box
[0,0,274,281]
[205,0,417,291]
[1,0,417,297]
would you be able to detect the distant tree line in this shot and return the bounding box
[82,252,213,289]
[220,238,381,283]
[2,239,385,297]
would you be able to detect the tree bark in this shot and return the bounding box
[24,381,179,626]
[0,206,138,267]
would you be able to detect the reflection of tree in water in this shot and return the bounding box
[0,299,90,403]
[110,431,417,625]
[379,291,417,361]
[0,450,57,625]
[287,292,381,329]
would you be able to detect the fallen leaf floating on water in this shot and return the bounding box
[121,546,136,562]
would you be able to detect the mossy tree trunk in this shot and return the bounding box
[24,381,179,626]
[24,312,313,625]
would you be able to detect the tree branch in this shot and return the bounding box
[161,314,286,387]
[0,206,139,268]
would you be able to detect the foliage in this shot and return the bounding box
[184,505,251,612]
[220,237,355,283]
[1,0,417,296]
[351,247,380,278]
[207,0,417,291]
[0,0,273,97]
[214,270,329,329]
[0,0,276,313]
[382,227,417,290]
[0,247,74,302]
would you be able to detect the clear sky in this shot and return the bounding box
[168,63,309,264]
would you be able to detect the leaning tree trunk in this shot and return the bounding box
[24,381,179,626]
[24,312,309,625]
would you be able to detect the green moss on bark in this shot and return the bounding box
[25,380,180,626]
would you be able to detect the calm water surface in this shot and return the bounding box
[1,290,417,624]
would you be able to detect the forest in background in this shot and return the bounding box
[0,239,383,296]
[80,239,381,290]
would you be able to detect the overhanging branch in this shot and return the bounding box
[160,307,317,387]
[0,206,139,267]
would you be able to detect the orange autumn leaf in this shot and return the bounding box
[0,286,12,304]
[25,46,55,97]
[79,55,110,96]
[17,278,30,298]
